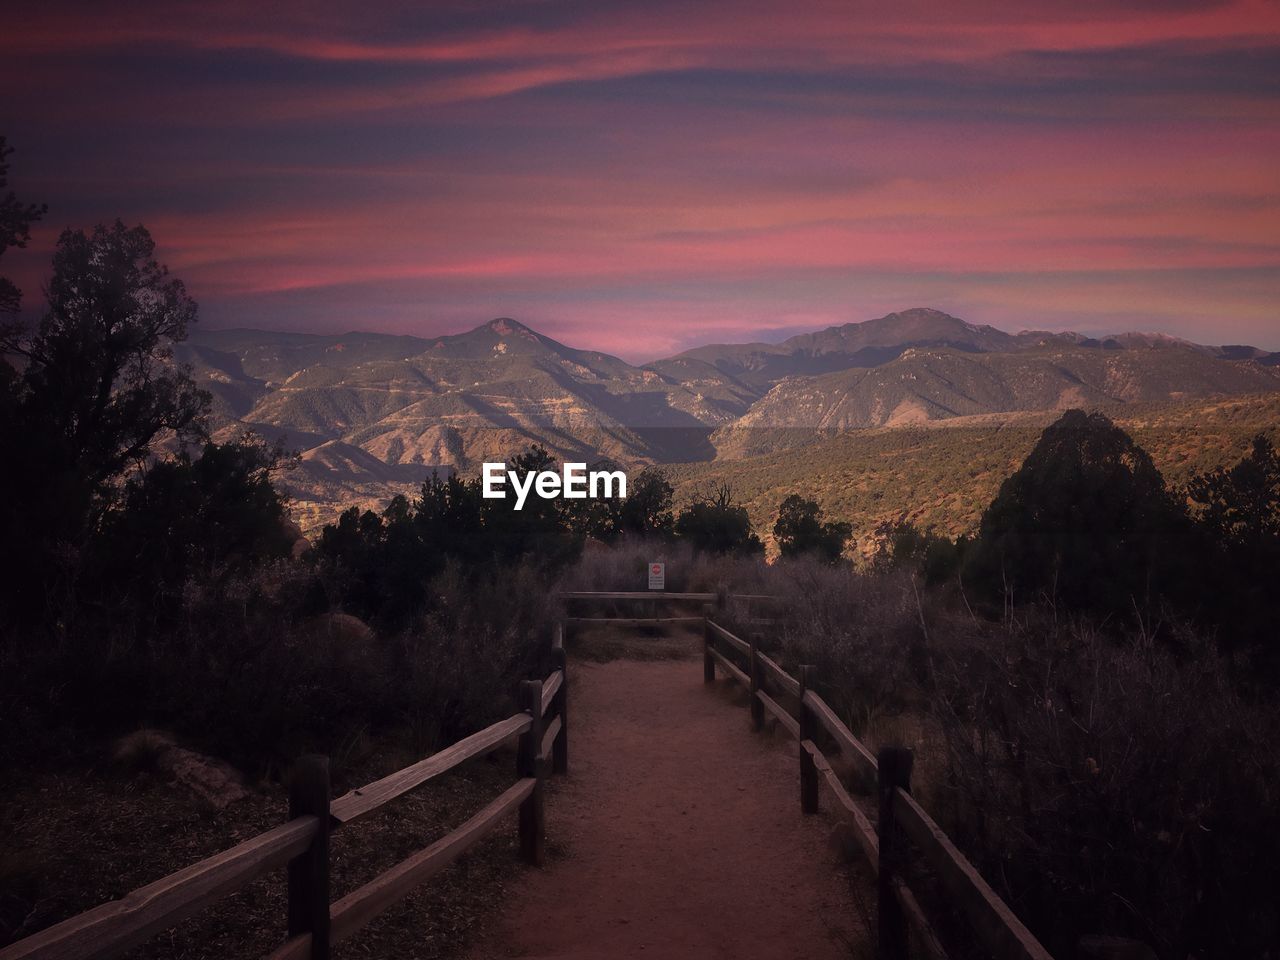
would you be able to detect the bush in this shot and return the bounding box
[921,610,1280,959]
[754,558,1280,959]
[963,410,1188,619]
[872,520,967,585]
[0,556,559,776]
[773,494,851,564]
[1185,434,1280,668]
[92,437,295,620]
[674,483,764,556]
[769,562,923,729]
[311,446,587,631]
[396,561,556,752]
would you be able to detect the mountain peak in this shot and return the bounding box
[781,307,1015,357]
[485,317,537,337]
[866,307,986,336]
[419,317,552,359]
[884,306,970,325]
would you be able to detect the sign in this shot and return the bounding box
[648,562,665,591]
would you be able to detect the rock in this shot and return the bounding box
[113,730,251,809]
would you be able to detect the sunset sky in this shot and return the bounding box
[4,0,1279,359]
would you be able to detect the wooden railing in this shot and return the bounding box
[6,592,1055,960]
[558,588,778,633]
[700,613,1055,960]
[0,648,570,960]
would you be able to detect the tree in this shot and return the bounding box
[0,136,46,316]
[311,447,588,630]
[1185,434,1280,661]
[96,437,295,615]
[0,221,209,621]
[483,445,582,565]
[675,483,764,556]
[1187,435,1280,549]
[872,520,966,584]
[773,494,850,564]
[963,409,1186,617]
[6,221,207,486]
[612,467,675,539]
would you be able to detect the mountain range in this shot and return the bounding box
[176,308,1280,529]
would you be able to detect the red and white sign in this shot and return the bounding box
[648,562,665,591]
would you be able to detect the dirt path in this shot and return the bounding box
[470,632,866,960]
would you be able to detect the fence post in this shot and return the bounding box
[748,638,763,731]
[877,746,913,960]
[517,679,546,866]
[551,647,569,775]
[287,755,331,960]
[702,603,715,683]
[798,665,818,814]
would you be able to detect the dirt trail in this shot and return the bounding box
[470,632,865,960]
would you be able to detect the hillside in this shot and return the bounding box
[178,310,1280,531]
[668,394,1280,555]
[713,340,1280,458]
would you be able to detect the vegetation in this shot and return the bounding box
[773,493,851,564]
[0,135,46,317]
[1185,435,1280,665]
[0,221,211,628]
[734,560,1280,960]
[673,483,764,555]
[669,394,1280,556]
[0,204,567,773]
[962,409,1187,617]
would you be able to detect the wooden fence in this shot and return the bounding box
[697,611,1056,960]
[560,589,1052,959]
[5,590,1057,960]
[0,649,570,960]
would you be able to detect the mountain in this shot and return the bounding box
[668,308,1018,390]
[711,335,1280,458]
[179,310,1280,530]
[185,319,759,525]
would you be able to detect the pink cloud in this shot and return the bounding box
[2,0,1277,355]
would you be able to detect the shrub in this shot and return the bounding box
[92,437,295,621]
[773,494,851,564]
[921,610,1280,959]
[753,554,1280,959]
[872,520,967,585]
[674,483,764,556]
[1185,434,1280,668]
[963,410,1188,619]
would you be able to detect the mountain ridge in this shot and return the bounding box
[179,309,1280,529]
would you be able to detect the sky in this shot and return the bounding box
[3,0,1279,360]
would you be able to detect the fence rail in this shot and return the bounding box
[558,590,782,632]
[0,647,570,960]
[696,611,1056,960]
[7,593,1057,960]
